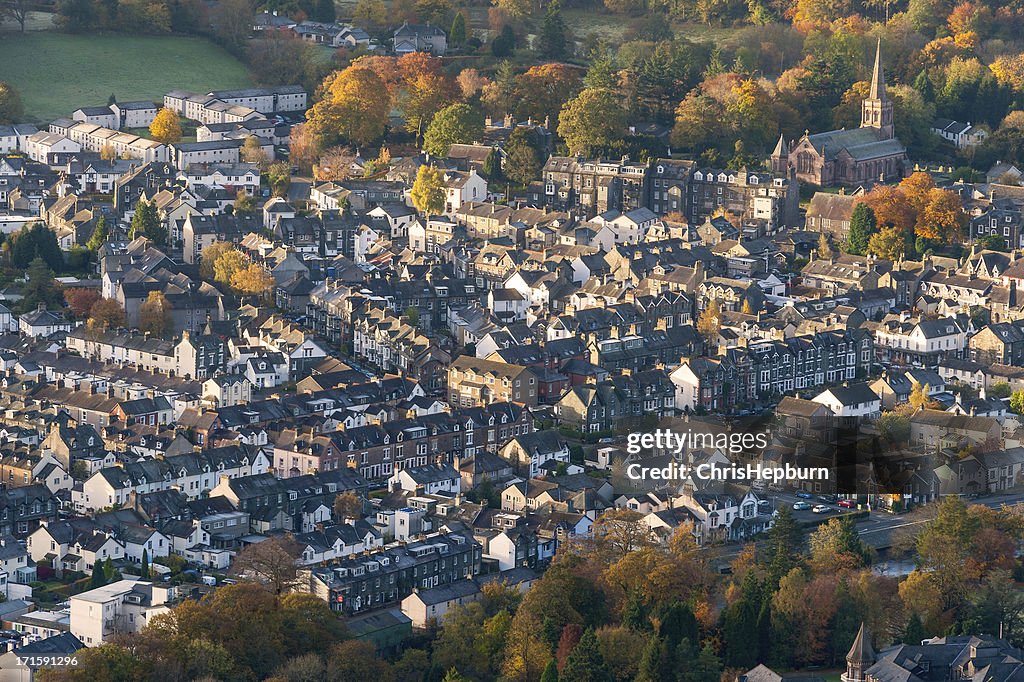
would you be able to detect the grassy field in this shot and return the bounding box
[0,32,253,123]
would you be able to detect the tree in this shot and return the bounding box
[405,306,420,327]
[314,0,335,21]
[482,147,502,181]
[505,128,542,185]
[267,162,291,198]
[556,623,583,672]
[307,66,391,148]
[129,199,166,244]
[909,381,939,410]
[557,88,627,157]
[0,82,24,124]
[20,257,62,313]
[138,291,172,338]
[877,409,911,444]
[240,136,269,169]
[450,11,466,46]
[491,23,516,58]
[423,103,484,158]
[333,491,363,521]
[233,190,256,215]
[516,63,582,125]
[149,107,182,144]
[353,0,387,31]
[141,548,150,579]
[86,216,109,252]
[904,612,927,644]
[541,659,560,682]
[916,188,966,244]
[315,146,358,181]
[538,0,570,61]
[200,241,236,281]
[560,628,613,682]
[2,0,30,32]
[817,232,834,259]
[410,164,446,216]
[210,0,253,55]
[398,53,460,141]
[847,203,877,255]
[1011,389,1024,414]
[868,226,906,261]
[765,505,803,586]
[808,517,871,574]
[89,298,126,330]
[90,561,106,588]
[232,534,303,594]
[231,264,275,300]
[11,222,63,271]
[697,299,721,346]
[64,288,102,319]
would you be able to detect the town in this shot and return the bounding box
[1,0,1024,680]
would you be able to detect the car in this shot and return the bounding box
[598,437,614,444]
[793,501,811,510]
[818,494,837,503]
[838,499,856,508]
[796,491,814,499]
[812,504,832,514]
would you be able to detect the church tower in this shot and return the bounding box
[861,39,894,140]
[769,133,788,174]
[842,623,876,682]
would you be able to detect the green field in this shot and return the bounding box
[0,32,253,123]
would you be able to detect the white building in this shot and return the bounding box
[812,382,882,418]
[24,132,80,164]
[0,124,38,154]
[70,579,176,646]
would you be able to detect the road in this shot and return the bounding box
[706,489,1024,567]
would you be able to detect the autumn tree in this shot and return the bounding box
[868,226,906,261]
[353,0,387,31]
[333,491,363,521]
[516,63,583,126]
[398,52,460,142]
[817,232,834,259]
[697,299,722,346]
[149,107,182,144]
[306,66,391,148]
[233,190,255,215]
[909,381,939,410]
[557,88,627,157]
[410,164,446,216]
[231,533,303,594]
[423,103,484,158]
[592,508,653,560]
[315,146,359,181]
[808,517,871,574]
[138,290,172,338]
[916,188,966,244]
[64,287,102,319]
[200,241,236,281]
[288,123,318,171]
[231,264,275,300]
[240,136,269,169]
[267,162,291,198]
[88,297,126,331]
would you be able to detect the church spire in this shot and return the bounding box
[842,623,875,682]
[772,133,787,157]
[869,38,886,101]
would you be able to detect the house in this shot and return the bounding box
[393,22,447,55]
[0,632,84,682]
[930,118,987,149]
[19,306,74,338]
[812,382,881,418]
[387,463,461,496]
[69,579,176,646]
[447,356,539,407]
[443,169,487,215]
[499,431,571,478]
[910,409,1001,450]
[805,192,857,241]
[202,374,253,407]
[400,579,480,629]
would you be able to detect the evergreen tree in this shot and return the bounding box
[688,644,723,682]
[21,257,62,312]
[829,579,861,666]
[657,602,698,649]
[904,612,927,644]
[636,636,672,682]
[141,549,149,579]
[103,557,116,582]
[541,659,560,682]
[11,222,63,271]
[450,12,466,47]
[129,199,167,244]
[491,24,515,58]
[108,93,117,106]
[720,572,763,668]
[87,216,109,252]
[765,505,803,586]
[314,0,335,22]
[482,147,502,181]
[846,203,878,255]
[560,628,612,682]
[538,0,569,61]
[913,69,935,102]
[622,590,650,632]
[90,562,106,588]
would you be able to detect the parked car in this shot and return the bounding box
[796,491,814,499]
[838,499,857,509]
[812,504,832,514]
[819,494,837,503]
[793,501,811,510]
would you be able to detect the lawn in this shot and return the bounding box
[0,32,253,123]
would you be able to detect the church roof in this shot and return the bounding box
[848,623,875,665]
[806,128,905,162]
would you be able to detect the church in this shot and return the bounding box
[738,623,1024,682]
[769,41,908,188]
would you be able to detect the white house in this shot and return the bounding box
[388,463,461,496]
[443,169,487,215]
[875,315,967,366]
[812,382,882,418]
[70,579,176,646]
[24,132,80,164]
[400,579,480,629]
[19,307,74,338]
[0,124,38,154]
